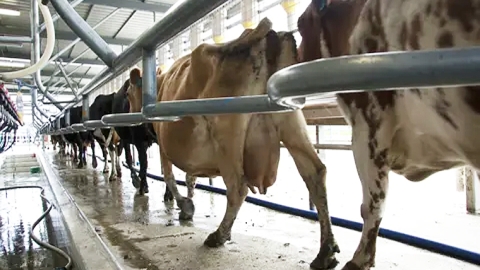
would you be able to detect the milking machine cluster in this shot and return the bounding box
[0,82,22,154]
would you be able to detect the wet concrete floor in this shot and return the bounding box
[0,152,73,270]
[47,149,479,270]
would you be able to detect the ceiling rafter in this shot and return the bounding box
[82,0,172,13]
[0,26,135,46]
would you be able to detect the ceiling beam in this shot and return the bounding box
[0,26,134,46]
[83,0,172,13]
[0,51,106,66]
[2,87,79,96]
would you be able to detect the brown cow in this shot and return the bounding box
[127,17,340,269]
[298,0,480,269]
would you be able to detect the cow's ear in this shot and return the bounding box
[130,68,142,86]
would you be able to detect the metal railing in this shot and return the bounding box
[35,0,480,136]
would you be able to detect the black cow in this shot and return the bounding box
[112,79,173,199]
[88,93,122,180]
[60,106,98,169]
[59,115,78,162]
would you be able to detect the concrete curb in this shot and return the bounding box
[36,150,124,270]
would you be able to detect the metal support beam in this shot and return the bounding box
[46,5,120,66]
[142,48,157,111]
[65,109,71,126]
[31,0,64,111]
[0,36,32,43]
[82,0,172,13]
[0,26,134,46]
[82,94,89,122]
[463,167,480,214]
[39,0,85,32]
[0,51,107,66]
[56,60,79,99]
[48,0,232,125]
[50,0,118,67]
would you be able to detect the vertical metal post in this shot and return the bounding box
[65,109,71,126]
[464,166,480,214]
[56,118,61,130]
[82,94,90,122]
[142,48,157,110]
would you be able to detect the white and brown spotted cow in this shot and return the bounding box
[127,18,340,269]
[298,0,480,269]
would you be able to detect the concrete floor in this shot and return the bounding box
[0,152,73,270]
[34,146,479,270]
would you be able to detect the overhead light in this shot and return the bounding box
[0,61,26,68]
[0,8,20,16]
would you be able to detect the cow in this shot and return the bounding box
[61,106,98,169]
[59,115,78,162]
[51,134,66,154]
[88,92,122,181]
[297,0,480,269]
[111,67,190,200]
[127,17,338,269]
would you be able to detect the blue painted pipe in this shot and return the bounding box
[88,153,480,265]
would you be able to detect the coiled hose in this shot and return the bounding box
[0,185,72,270]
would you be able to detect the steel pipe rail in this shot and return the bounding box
[83,120,111,129]
[0,36,32,43]
[142,95,298,118]
[101,112,180,127]
[49,0,117,67]
[71,123,87,131]
[44,0,232,126]
[267,47,480,107]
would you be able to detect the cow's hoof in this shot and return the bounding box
[103,168,109,174]
[341,262,362,270]
[310,239,340,270]
[204,230,230,248]
[131,175,141,189]
[178,197,195,220]
[92,160,98,169]
[77,163,84,169]
[164,189,174,202]
[116,169,122,178]
[109,174,117,182]
[142,184,149,194]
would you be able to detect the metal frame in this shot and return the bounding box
[38,0,480,140]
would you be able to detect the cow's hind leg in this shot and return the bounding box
[124,144,141,188]
[341,113,390,270]
[135,142,149,195]
[101,143,109,173]
[90,140,98,168]
[115,144,122,178]
[108,144,117,182]
[273,111,339,270]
